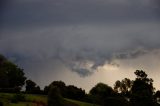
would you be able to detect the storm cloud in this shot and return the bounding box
[0,0,160,88]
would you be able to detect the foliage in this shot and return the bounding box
[44,81,66,96]
[114,78,132,97]
[25,80,41,94]
[89,83,115,105]
[44,86,49,94]
[45,81,86,101]
[11,93,25,103]
[0,87,21,93]
[130,70,155,106]
[103,97,130,106]
[90,83,114,96]
[154,90,160,103]
[0,54,26,91]
[47,85,64,106]
[66,85,86,101]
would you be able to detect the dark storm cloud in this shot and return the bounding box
[0,0,160,77]
[113,48,148,60]
[1,23,160,77]
[1,0,159,29]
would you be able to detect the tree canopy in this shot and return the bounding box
[0,54,26,91]
[130,70,155,106]
[25,79,41,94]
[89,83,115,105]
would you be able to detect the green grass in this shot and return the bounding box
[0,93,13,99]
[0,93,47,106]
[64,98,100,106]
[25,94,47,103]
[0,93,100,106]
[9,102,34,106]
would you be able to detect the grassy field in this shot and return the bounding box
[0,93,99,106]
[0,93,47,106]
[64,98,99,106]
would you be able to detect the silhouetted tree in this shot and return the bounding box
[89,83,115,105]
[44,85,50,94]
[114,78,132,97]
[103,96,130,106]
[34,86,41,94]
[44,81,87,101]
[25,80,41,94]
[48,85,63,106]
[130,70,155,106]
[66,85,85,100]
[44,81,67,97]
[154,90,160,104]
[0,54,26,92]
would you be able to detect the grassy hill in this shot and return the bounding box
[0,93,99,106]
[0,93,47,106]
[64,98,99,106]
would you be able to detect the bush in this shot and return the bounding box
[11,93,25,103]
[0,87,21,93]
[48,86,64,106]
[103,97,130,106]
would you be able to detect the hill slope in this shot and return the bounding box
[0,93,100,106]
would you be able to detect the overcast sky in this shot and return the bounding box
[0,0,160,92]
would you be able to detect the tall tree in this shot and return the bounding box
[154,90,160,103]
[25,79,41,94]
[130,70,155,106]
[89,83,114,105]
[114,78,132,96]
[45,81,67,97]
[0,54,26,90]
[66,85,85,100]
[48,85,63,106]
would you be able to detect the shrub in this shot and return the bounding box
[11,93,25,103]
[48,86,64,106]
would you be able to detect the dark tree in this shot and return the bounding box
[44,81,86,102]
[25,80,41,94]
[45,81,67,97]
[48,85,63,106]
[90,83,114,97]
[66,85,85,100]
[103,96,130,106]
[89,83,115,105]
[114,78,132,96]
[44,85,50,94]
[154,90,160,104]
[114,80,121,93]
[130,70,155,106]
[25,80,36,92]
[0,54,26,92]
[134,70,148,79]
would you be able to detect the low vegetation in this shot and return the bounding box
[65,98,100,106]
[0,93,99,106]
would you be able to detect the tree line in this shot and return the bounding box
[1,54,160,106]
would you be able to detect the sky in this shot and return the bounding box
[0,0,160,92]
